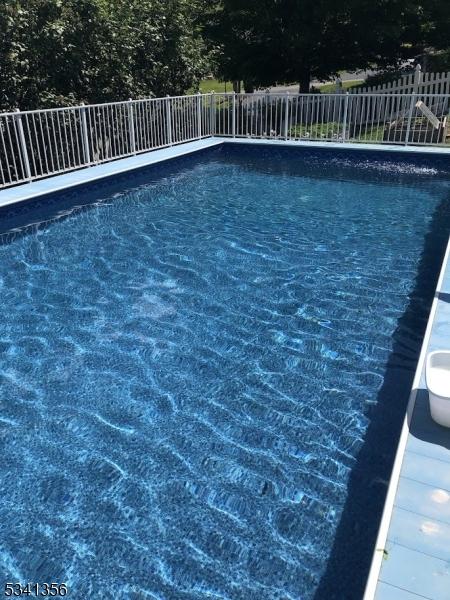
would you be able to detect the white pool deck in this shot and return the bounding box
[1,136,450,599]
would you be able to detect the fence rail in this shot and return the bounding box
[1,91,449,189]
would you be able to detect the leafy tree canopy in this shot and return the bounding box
[1,0,448,108]
[0,0,209,110]
[206,0,450,91]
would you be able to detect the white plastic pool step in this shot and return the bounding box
[426,350,450,427]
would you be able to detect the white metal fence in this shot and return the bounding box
[0,95,214,189]
[1,91,449,189]
[216,92,449,145]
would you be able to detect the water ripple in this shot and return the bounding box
[0,146,448,598]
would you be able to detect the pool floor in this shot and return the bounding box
[0,145,449,599]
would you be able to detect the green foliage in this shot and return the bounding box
[318,80,364,94]
[0,0,210,110]
[289,121,387,142]
[289,122,343,140]
[362,68,415,89]
[206,0,450,92]
[356,125,387,142]
[426,50,450,72]
[196,79,235,93]
[1,0,448,110]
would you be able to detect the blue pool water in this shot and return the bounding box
[0,145,449,599]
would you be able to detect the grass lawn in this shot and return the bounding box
[317,79,364,93]
[194,78,363,95]
[289,122,342,139]
[196,79,235,94]
[354,124,386,142]
[289,122,387,142]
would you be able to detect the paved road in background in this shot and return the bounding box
[269,63,417,93]
[268,69,378,93]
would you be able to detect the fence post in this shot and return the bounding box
[197,92,202,139]
[341,92,350,142]
[210,92,215,136]
[14,109,32,181]
[128,98,136,154]
[405,64,421,146]
[80,103,91,164]
[232,92,236,137]
[166,96,173,146]
[284,92,290,139]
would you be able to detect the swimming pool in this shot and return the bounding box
[1,144,449,599]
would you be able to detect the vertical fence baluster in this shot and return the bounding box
[166,96,173,146]
[128,99,136,154]
[341,93,349,142]
[210,93,215,136]
[284,92,290,139]
[405,64,422,146]
[80,103,91,164]
[197,93,202,139]
[14,109,32,181]
[232,92,236,137]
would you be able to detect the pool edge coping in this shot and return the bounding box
[1,137,450,210]
[222,137,450,155]
[0,139,224,209]
[363,235,450,600]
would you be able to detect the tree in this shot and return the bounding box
[0,0,107,109]
[0,0,210,110]
[207,0,450,92]
[93,0,209,100]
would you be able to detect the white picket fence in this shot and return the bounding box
[350,64,450,96]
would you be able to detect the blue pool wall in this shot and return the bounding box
[1,141,449,234]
